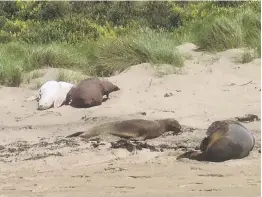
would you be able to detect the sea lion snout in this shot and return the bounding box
[37,96,55,110]
[113,85,120,91]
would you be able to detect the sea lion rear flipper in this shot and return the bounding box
[66,131,85,138]
[176,150,208,161]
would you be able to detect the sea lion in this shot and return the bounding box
[66,118,182,141]
[27,80,75,110]
[177,120,255,162]
[65,78,120,108]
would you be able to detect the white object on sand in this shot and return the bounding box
[26,80,75,110]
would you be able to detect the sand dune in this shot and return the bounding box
[0,43,260,197]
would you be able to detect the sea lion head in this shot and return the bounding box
[161,118,182,135]
[100,80,120,94]
[37,81,60,110]
[112,85,120,91]
[206,120,229,136]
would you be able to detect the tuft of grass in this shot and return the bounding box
[0,66,22,87]
[30,80,42,90]
[239,50,257,64]
[152,64,185,77]
[31,70,45,79]
[237,8,261,57]
[0,42,25,87]
[56,69,86,84]
[23,45,80,71]
[182,53,194,60]
[23,70,45,84]
[191,7,260,54]
[195,16,243,52]
[91,28,184,76]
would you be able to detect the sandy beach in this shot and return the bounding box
[0,43,260,197]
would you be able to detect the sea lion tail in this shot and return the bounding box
[66,131,85,138]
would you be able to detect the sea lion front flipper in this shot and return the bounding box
[199,137,209,152]
[66,131,85,138]
[25,94,39,101]
[54,86,68,108]
[54,96,66,108]
[130,136,147,141]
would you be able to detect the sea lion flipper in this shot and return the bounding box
[199,137,209,152]
[54,96,66,108]
[176,150,207,161]
[66,131,85,138]
[25,94,39,101]
[130,136,146,141]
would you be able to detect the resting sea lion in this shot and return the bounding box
[65,78,120,108]
[66,118,182,141]
[177,120,255,162]
[26,80,75,110]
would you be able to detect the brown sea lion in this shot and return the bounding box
[66,118,182,141]
[177,120,255,162]
[65,78,120,108]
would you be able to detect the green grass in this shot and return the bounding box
[56,69,86,84]
[23,70,45,84]
[192,7,260,53]
[22,44,88,71]
[0,65,22,87]
[195,16,243,52]
[90,28,184,76]
[0,28,185,87]
[0,2,260,87]
[239,50,258,64]
[0,42,26,87]
[238,8,261,56]
[30,80,42,90]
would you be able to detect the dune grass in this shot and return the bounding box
[195,16,243,52]
[0,42,26,86]
[194,8,260,55]
[0,3,260,87]
[239,8,261,56]
[0,29,185,86]
[24,70,45,84]
[56,69,86,84]
[91,28,184,76]
[239,50,258,64]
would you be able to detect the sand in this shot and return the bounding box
[0,43,260,197]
